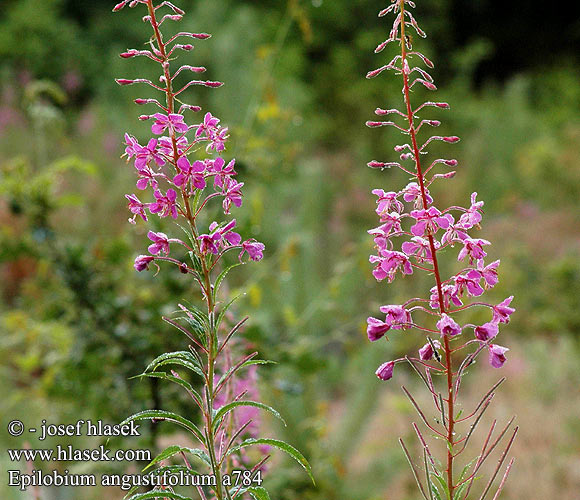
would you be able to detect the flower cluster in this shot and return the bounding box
[113,2,312,499]
[366,3,514,380]
[123,105,263,269]
[364,1,517,498]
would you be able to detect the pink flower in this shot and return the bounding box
[402,236,437,262]
[430,284,463,310]
[454,269,484,297]
[222,178,243,214]
[478,259,500,287]
[410,207,453,237]
[474,321,499,341]
[159,135,188,157]
[367,317,391,341]
[174,156,206,191]
[124,133,140,159]
[239,239,265,262]
[211,157,236,188]
[489,344,509,368]
[134,255,155,272]
[380,304,411,329]
[436,313,461,337]
[492,296,515,324]
[369,212,402,239]
[372,188,404,215]
[147,231,170,255]
[125,193,148,223]
[375,361,395,381]
[135,138,165,169]
[219,219,242,246]
[419,339,441,360]
[151,113,189,135]
[370,250,413,282]
[207,127,229,153]
[458,192,484,229]
[440,218,469,246]
[135,165,159,190]
[402,182,432,207]
[199,231,222,255]
[149,189,178,219]
[457,238,490,264]
[195,112,220,139]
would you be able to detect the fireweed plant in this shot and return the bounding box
[112,1,313,499]
[365,1,517,499]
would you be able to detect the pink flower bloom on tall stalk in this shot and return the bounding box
[113,3,290,495]
[364,1,516,497]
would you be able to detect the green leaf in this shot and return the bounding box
[453,482,468,500]
[430,472,450,499]
[125,491,191,500]
[215,357,269,391]
[458,458,477,482]
[213,401,285,431]
[137,372,204,410]
[246,486,271,500]
[120,410,205,444]
[144,351,204,378]
[228,438,315,485]
[431,484,443,500]
[215,293,244,331]
[143,445,210,472]
[213,263,242,300]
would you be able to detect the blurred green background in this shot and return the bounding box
[1,0,579,498]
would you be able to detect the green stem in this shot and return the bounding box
[145,1,224,498]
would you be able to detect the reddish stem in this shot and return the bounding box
[399,0,455,495]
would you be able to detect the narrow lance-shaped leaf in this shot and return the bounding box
[120,410,205,444]
[227,438,315,485]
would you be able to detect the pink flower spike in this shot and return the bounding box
[375,361,395,381]
[367,317,391,341]
[489,344,509,368]
[436,313,461,337]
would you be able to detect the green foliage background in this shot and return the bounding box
[0,0,579,498]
